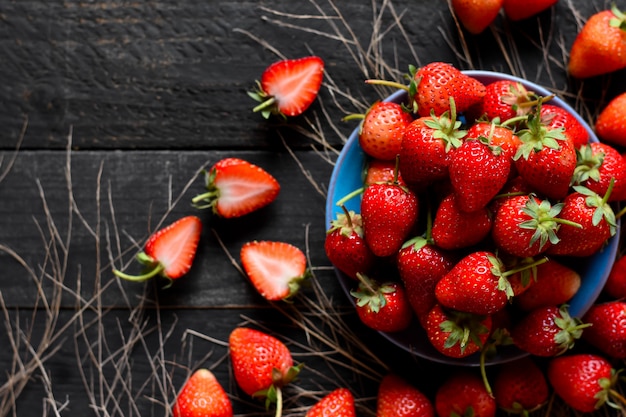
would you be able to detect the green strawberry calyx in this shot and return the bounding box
[439,310,490,355]
[328,205,364,238]
[513,103,567,161]
[351,273,393,313]
[253,363,304,417]
[573,181,618,236]
[424,97,467,152]
[610,5,626,31]
[552,304,591,355]
[572,144,605,185]
[519,196,582,251]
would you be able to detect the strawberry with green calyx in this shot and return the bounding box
[513,107,577,201]
[240,240,309,301]
[376,373,434,417]
[572,142,626,203]
[547,183,617,257]
[424,304,492,358]
[192,158,280,218]
[229,327,302,417]
[547,353,626,413]
[113,215,202,287]
[582,301,626,359]
[492,357,550,415]
[351,273,413,333]
[399,98,467,189]
[466,120,522,163]
[596,92,626,147]
[435,371,497,417]
[514,258,581,311]
[325,205,374,280]
[306,388,356,417]
[540,104,590,149]
[172,369,233,417]
[480,80,537,122]
[568,5,626,79]
[451,0,504,35]
[491,194,581,257]
[431,193,492,250]
[511,304,590,357]
[249,56,324,119]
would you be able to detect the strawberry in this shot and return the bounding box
[325,207,375,280]
[240,240,309,301]
[365,158,406,186]
[573,142,626,203]
[582,301,626,359]
[568,6,626,79]
[229,327,301,412]
[306,388,356,417]
[595,92,626,147]
[357,101,414,161]
[546,185,617,257]
[466,121,521,161]
[172,369,233,417]
[435,251,514,315]
[376,373,434,417]
[451,0,504,35]
[431,194,492,250]
[479,80,536,122]
[351,274,413,333]
[547,353,624,413]
[605,254,626,299]
[360,180,419,257]
[511,305,589,357]
[435,371,497,417]
[113,216,202,284]
[513,259,581,311]
[424,304,492,358]
[249,56,324,118]
[502,0,558,21]
[414,62,486,117]
[492,357,549,415]
[539,104,589,149]
[448,137,512,212]
[192,158,280,218]
[513,110,577,201]
[397,236,456,325]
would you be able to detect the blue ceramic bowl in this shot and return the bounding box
[325,70,621,366]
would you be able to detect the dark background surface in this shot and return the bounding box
[1,1,625,416]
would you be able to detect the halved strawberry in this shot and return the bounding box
[113,216,202,284]
[240,240,309,301]
[192,158,280,218]
[249,56,325,118]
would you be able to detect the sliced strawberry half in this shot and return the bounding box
[192,158,280,218]
[113,215,202,284]
[249,56,324,118]
[240,240,309,301]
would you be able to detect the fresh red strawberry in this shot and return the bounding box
[595,92,626,147]
[424,304,492,358]
[513,259,581,311]
[229,327,301,412]
[435,371,497,417]
[492,357,549,415]
[172,369,233,417]
[240,240,308,301]
[491,194,563,257]
[466,121,521,161]
[325,207,375,280]
[249,56,324,118]
[448,137,512,212]
[513,110,577,201]
[547,353,623,413]
[582,301,626,359]
[431,193,492,250]
[351,274,413,333]
[451,0,504,34]
[397,236,456,325]
[605,255,626,299]
[306,388,356,417]
[357,101,414,161]
[398,112,466,190]
[511,305,589,357]
[360,180,419,257]
[365,158,406,186]
[376,373,434,417]
[546,186,617,257]
[568,6,626,79]
[192,158,280,218]
[539,104,589,149]
[573,142,626,202]
[435,251,513,315]
[502,0,558,21]
[479,80,536,122]
[113,216,202,284]
[414,62,486,117]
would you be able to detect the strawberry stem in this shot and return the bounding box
[252,96,277,113]
[615,206,626,220]
[113,262,165,282]
[501,256,548,278]
[342,113,366,122]
[274,387,283,417]
[364,79,410,92]
[335,187,364,207]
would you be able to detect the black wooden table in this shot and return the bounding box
[1,1,624,416]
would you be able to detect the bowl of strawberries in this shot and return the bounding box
[324,64,622,366]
